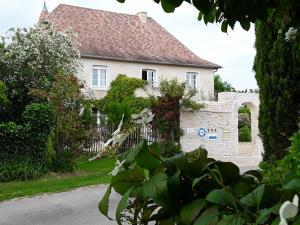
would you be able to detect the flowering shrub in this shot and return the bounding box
[0,22,80,121]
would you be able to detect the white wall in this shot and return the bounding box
[79,57,215,100]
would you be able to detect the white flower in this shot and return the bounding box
[285,27,298,41]
[279,194,299,225]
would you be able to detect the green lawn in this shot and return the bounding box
[0,157,115,202]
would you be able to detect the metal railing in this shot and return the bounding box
[84,123,158,156]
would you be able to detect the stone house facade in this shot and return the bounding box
[39,3,220,101]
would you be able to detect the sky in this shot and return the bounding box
[0,0,257,90]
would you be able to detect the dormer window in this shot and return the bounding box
[186,72,198,89]
[142,69,156,87]
[92,66,107,89]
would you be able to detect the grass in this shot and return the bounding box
[0,157,116,202]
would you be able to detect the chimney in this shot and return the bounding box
[38,1,49,24]
[136,12,147,23]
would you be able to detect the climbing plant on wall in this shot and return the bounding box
[95,74,151,121]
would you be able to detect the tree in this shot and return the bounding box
[117,0,300,31]
[214,74,235,99]
[151,79,203,144]
[254,16,300,162]
[0,22,80,121]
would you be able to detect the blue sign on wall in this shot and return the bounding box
[198,128,206,137]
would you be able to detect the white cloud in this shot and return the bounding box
[0,0,257,89]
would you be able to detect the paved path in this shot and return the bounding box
[0,185,120,225]
[0,166,257,225]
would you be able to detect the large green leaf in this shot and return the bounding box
[136,141,160,171]
[243,170,262,182]
[217,214,245,225]
[256,204,280,224]
[215,161,240,184]
[193,0,213,15]
[98,185,112,219]
[142,172,168,199]
[116,187,134,225]
[111,166,144,194]
[284,179,300,193]
[240,184,265,208]
[125,140,148,163]
[161,0,177,13]
[167,170,182,199]
[194,207,219,225]
[240,18,251,31]
[180,199,206,224]
[206,189,237,209]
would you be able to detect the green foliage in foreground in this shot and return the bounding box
[0,157,115,201]
[99,140,300,224]
[261,128,300,186]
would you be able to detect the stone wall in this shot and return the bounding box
[180,92,263,167]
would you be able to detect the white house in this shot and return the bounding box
[39,3,221,101]
[39,3,263,167]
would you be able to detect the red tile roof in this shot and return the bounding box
[46,4,221,69]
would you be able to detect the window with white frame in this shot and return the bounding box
[142,69,156,87]
[186,72,198,89]
[92,66,107,88]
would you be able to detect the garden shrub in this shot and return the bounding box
[0,157,46,182]
[238,125,251,142]
[160,141,182,158]
[95,74,150,115]
[107,102,132,124]
[0,103,54,181]
[50,149,76,173]
[99,141,300,224]
[238,112,250,129]
[261,128,300,186]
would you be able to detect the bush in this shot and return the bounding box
[95,74,149,114]
[99,141,300,224]
[261,128,300,186]
[107,102,132,124]
[0,103,54,181]
[51,149,76,173]
[239,125,251,142]
[238,112,250,128]
[160,141,182,158]
[0,157,46,182]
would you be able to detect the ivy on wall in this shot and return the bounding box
[95,74,151,115]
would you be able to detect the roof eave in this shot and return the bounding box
[80,53,222,69]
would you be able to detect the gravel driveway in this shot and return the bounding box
[0,185,119,225]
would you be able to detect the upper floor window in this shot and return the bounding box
[92,66,107,88]
[142,69,156,87]
[186,72,198,89]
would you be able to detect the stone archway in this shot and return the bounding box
[218,92,263,158]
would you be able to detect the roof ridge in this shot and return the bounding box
[50,3,148,19]
[46,4,221,69]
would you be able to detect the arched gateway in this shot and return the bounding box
[180,92,263,168]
